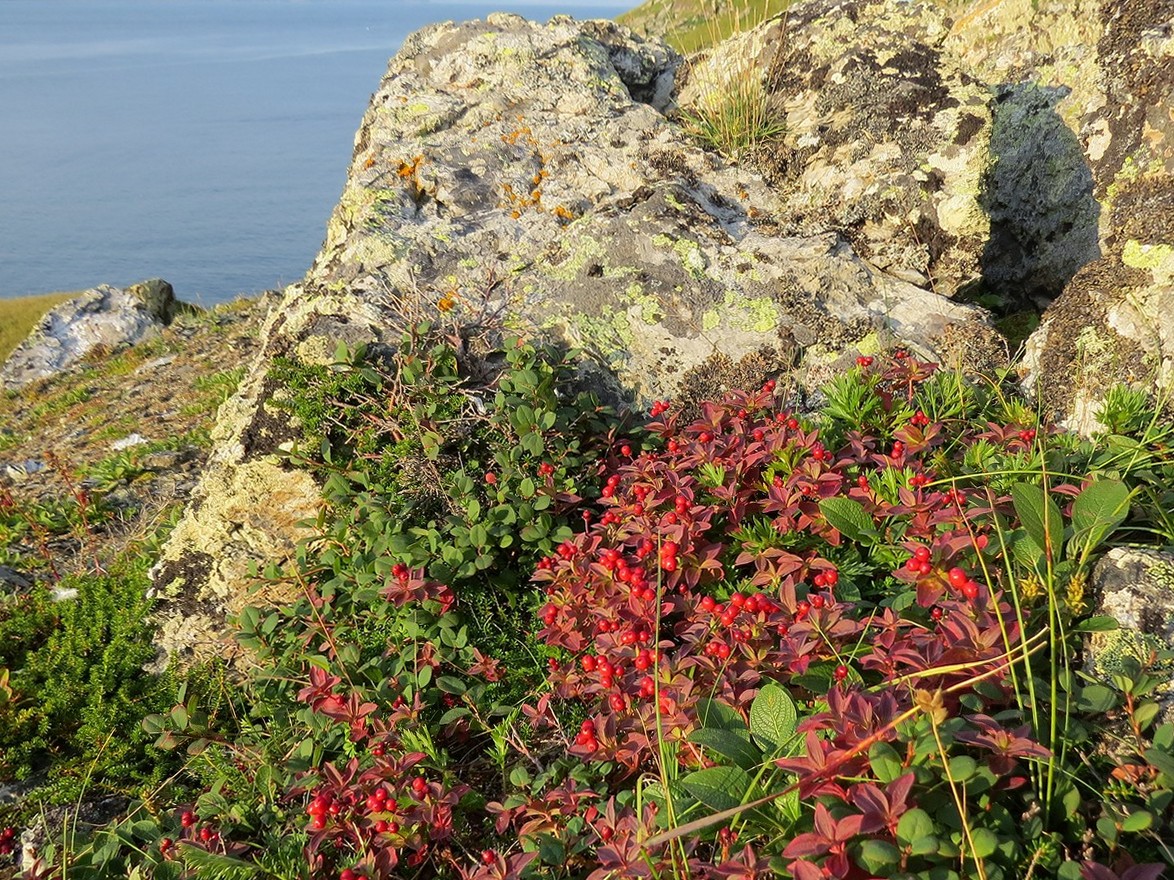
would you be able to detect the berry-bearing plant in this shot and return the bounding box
[14,331,1173,880]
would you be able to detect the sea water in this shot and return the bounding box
[0,0,627,305]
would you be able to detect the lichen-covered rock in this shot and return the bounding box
[680,0,993,296]
[152,13,1003,664]
[1089,548,1174,723]
[0,280,183,391]
[943,0,1174,428]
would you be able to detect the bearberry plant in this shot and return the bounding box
[10,334,1173,880]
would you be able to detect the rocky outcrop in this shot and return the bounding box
[1089,548,1174,723]
[0,280,184,391]
[679,0,1102,305]
[945,0,1174,431]
[150,11,1006,666]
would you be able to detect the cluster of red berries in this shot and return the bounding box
[904,549,985,601]
[1017,428,1037,444]
[659,540,680,573]
[649,400,670,418]
[948,566,983,601]
[856,356,874,367]
[537,461,555,477]
[910,410,930,428]
[340,868,369,880]
[574,718,599,749]
[0,827,16,857]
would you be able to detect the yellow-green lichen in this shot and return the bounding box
[703,290,778,333]
[622,282,664,324]
[541,234,608,282]
[1123,240,1174,279]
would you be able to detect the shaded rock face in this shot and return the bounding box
[946,0,1174,430]
[679,0,1106,309]
[151,12,1004,665]
[0,279,182,391]
[1089,548,1174,723]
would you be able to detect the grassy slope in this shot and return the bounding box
[619,0,795,52]
[0,292,78,362]
[619,0,967,52]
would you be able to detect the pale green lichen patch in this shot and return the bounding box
[622,282,664,324]
[703,290,779,334]
[1122,240,1174,279]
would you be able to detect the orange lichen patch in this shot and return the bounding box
[364,156,377,169]
[437,292,457,312]
[398,156,425,179]
[553,204,577,225]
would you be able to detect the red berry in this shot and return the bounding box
[484,472,497,485]
[181,811,197,828]
[810,593,825,609]
[962,581,981,601]
[948,567,968,588]
[341,870,358,880]
[482,850,497,865]
[834,664,849,681]
[930,607,943,621]
[411,777,428,796]
[914,546,931,562]
[825,569,839,586]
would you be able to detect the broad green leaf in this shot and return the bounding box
[947,755,977,781]
[680,765,752,813]
[857,839,901,872]
[897,808,934,845]
[1011,483,1064,563]
[750,682,798,753]
[688,728,762,771]
[869,742,904,783]
[696,698,746,732]
[818,496,874,542]
[1074,615,1119,633]
[1144,745,1174,781]
[1121,810,1153,832]
[1070,479,1130,555]
[969,827,998,858]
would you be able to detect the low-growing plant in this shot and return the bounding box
[8,337,1174,880]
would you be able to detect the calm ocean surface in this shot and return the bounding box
[0,0,626,305]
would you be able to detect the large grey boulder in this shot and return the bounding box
[150,14,1003,666]
[0,280,183,390]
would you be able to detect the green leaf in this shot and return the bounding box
[947,756,978,781]
[897,808,934,845]
[969,828,998,858]
[1144,745,1174,781]
[1077,683,1118,713]
[436,676,467,695]
[696,698,746,732]
[680,765,752,813]
[1074,615,1119,633]
[1011,483,1064,562]
[519,478,536,498]
[1121,810,1153,832]
[1070,479,1130,555]
[439,706,470,724]
[688,728,762,771]
[857,839,902,872]
[909,835,940,856]
[869,742,904,783]
[818,497,875,542]
[750,682,798,753]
